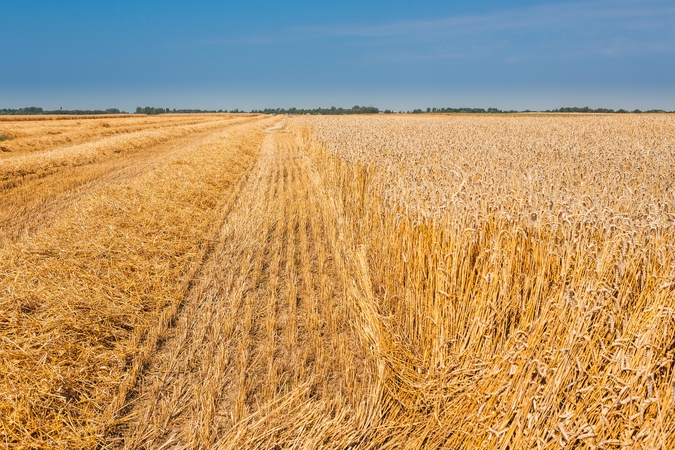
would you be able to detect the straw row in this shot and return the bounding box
[0,116,274,447]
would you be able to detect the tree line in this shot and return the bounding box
[250,105,380,115]
[1,107,123,115]
[135,107,231,114]
[2,105,672,116]
[545,106,670,113]
[414,107,673,114]
[412,107,518,114]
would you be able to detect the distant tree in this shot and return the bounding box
[136,106,168,115]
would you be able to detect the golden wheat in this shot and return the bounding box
[281,114,675,448]
[1,113,673,449]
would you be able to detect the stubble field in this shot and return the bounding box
[1,113,674,449]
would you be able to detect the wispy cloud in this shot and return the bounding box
[189,0,675,63]
[293,0,675,39]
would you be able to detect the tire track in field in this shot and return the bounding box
[115,123,368,449]
[0,116,260,246]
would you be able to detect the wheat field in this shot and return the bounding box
[0,113,674,448]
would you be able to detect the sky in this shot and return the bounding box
[2,0,674,111]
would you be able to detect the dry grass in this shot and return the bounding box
[0,115,248,156]
[0,115,275,447]
[0,115,260,245]
[1,114,674,448]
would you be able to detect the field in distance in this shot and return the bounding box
[0,113,674,448]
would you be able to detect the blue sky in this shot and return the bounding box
[2,0,674,111]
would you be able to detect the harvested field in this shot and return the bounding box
[1,114,674,448]
[0,114,260,244]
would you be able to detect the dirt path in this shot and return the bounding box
[113,123,375,449]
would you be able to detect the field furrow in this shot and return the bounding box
[213,123,385,449]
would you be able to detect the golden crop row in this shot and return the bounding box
[0,114,244,156]
[292,114,675,448]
